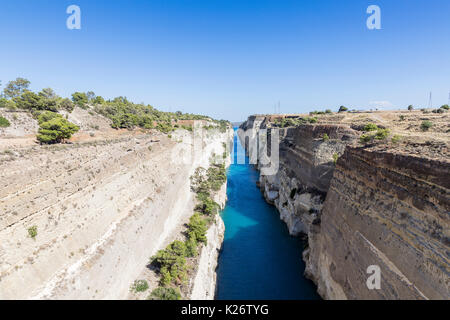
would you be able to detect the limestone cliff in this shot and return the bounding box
[189,214,225,300]
[239,113,449,300]
[0,125,233,300]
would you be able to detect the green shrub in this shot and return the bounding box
[374,128,390,140]
[60,98,75,112]
[148,287,181,300]
[421,120,433,131]
[307,117,318,124]
[338,106,348,112]
[391,135,401,144]
[399,115,405,121]
[332,153,339,164]
[71,92,89,108]
[37,111,61,124]
[37,114,80,144]
[407,105,414,111]
[28,226,38,239]
[325,109,332,114]
[156,122,174,134]
[360,134,373,144]
[13,89,62,112]
[440,104,449,110]
[92,96,105,105]
[185,236,198,257]
[0,116,10,127]
[188,213,208,244]
[130,280,149,293]
[191,168,210,194]
[196,196,219,216]
[181,124,193,131]
[322,133,329,141]
[14,91,43,110]
[189,163,226,217]
[0,98,17,110]
[207,164,227,191]
[3,78,30,98]
[160,268,172,286]
[191,164,226,195]
[151,240,187,286]
[363,123,378,132]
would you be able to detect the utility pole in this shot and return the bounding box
[428,91,432,109]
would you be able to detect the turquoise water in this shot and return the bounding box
[216,129,320,300]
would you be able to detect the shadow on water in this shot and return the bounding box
[216,129,320,300]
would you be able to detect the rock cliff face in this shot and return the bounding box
[0,126,233,300]
[239,115,449,300]
[189,146,231,300]
[189,214,225,300]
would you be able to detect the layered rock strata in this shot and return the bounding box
[0,127,233,300]
[239,115,449,300]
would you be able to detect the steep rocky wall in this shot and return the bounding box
[239,121,358,236]
[239,116,449,300]
[310,147,449,299]
[189,214,225,300]
[0,127,233,300]
[189,169,230,300]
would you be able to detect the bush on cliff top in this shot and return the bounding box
[130,280,149,293]
[207,164,227,191]
[0,116,11,127]
[28,225,38,239]
[148,287,181,300]
[332,153,339,164]
[151,240,188,286]
[36,112,79,144]
[2,77,228,136]
[359,128,390,144]
[374,128,390,140]
[188,213,208,245]
[190,164,226,216]
[421,120,433,131]
[363,123,378,132]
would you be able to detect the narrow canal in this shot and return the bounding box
[216,129,320,300]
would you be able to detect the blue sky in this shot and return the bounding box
[0,0,449,121]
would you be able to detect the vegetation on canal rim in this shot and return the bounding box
[421,120,433,131]
[332,153,339,165]
[190,163,227,215]
[273,116,318,128]
[0,77,230,140]
[363,123,378,132]
[130,280,149,293]
[0,115,10,127]
[359,128,391,144]
[148,287,181,300]
[36,111,79,144]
